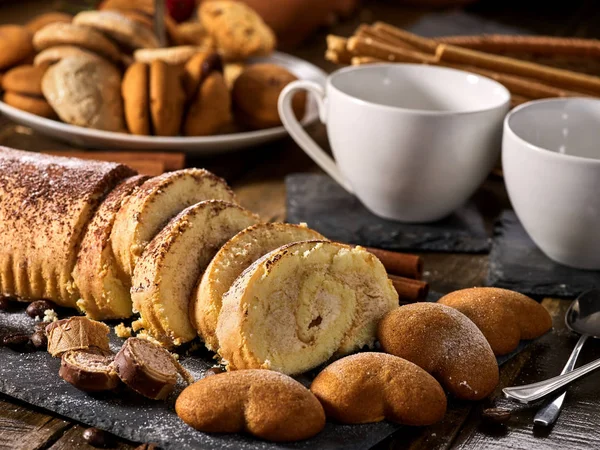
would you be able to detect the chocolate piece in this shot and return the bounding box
[2,334,34,352]
[46,316,111,357]
[26,300,55,319]
[114,338,178,400]
[59,350,119,392]
[82,427,114,448]
[30,331,47,349]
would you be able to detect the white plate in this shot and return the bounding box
[0,52,327,155]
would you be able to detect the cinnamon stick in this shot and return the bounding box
[437,34,600,58]
[326,35,353,64]
[351,56,386,65]
[364,246,423,279]
[388,274,429,302]
[373,22,600,95]
[347,36,588,99]
[42,150,185,172]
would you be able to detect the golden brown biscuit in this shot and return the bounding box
[34,45,110,67]
[182,52,222,97]
[1,64,48,97]
[311,353,447,425]
[183,72,231,136]
[122,62,151,135]
[378,302,499,401]
[224,62,244,90]
[438,287,553,356]
[198,1,276,60]
[134,46,207,66]
[0,25,34,71]
[33,22,122,63]
[172,21,210,47]
[114,9,154,29]
[25,12,73,34]
[232,64,305,130]
[42,57,125,132]
[3,91,56,119]
[73,10,159,50]
[149,60,186,136]
[176,369,325,442]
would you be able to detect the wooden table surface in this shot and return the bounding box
[1,1,600,449]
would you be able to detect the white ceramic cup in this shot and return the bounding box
[278,63,510,222]
[503,97,600,270]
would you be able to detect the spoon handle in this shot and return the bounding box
[503,354,600,404]
[533,334,589,426]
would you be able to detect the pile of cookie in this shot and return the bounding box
[0,0,306,136]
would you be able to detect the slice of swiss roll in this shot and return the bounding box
[0,147,135,307]
[72,175,149,319]
[131,200,260,348]
[216,241,399,376]
[192,222,327,351]
[111,169,237,279]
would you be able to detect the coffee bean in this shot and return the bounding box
[26,300,55,319]
[482,407,511,425]
[135,444,159,450]
[30,331,47,349]
[203,367,224,377]
[2,334,34,352]
[0,297,11,311]
[82,427,114,448]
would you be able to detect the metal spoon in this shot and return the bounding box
[533,289,600,426]
[154,0,167,48]
[504,289,600,406]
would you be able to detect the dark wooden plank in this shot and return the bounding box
[0,394,71,450]
[48,425,136,450]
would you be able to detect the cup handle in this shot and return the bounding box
[278,80,354,194]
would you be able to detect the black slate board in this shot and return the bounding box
[0,291,530,450]
[487,210,600,297]
[285,174,490,253]
[0,308,399,450]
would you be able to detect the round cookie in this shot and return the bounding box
[0,25,34,71]
[378,302,499,401]
[438,287,552,356]
[232,64,305,130]
[183,71,231,136]
[33,22,122,63]
[198,1,276,60]
[122,62,150,135]
[134,46,207,65]
[149,60,186,136]
[25,12,73,34]
[3,91,56,119]
[2,64,48,97]
[42,57,125,132]
[73,10,159,50]
[310,352,447,425]
[172,21,210,47]
[176,369,325,442]
[34,46,110,67]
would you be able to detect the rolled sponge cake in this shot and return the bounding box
[131,200,260,348]
[0,147,135,306]
[216,241,399,375]
[73,175,149,319]
[192,222,327,351]
[111,168,237,279]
